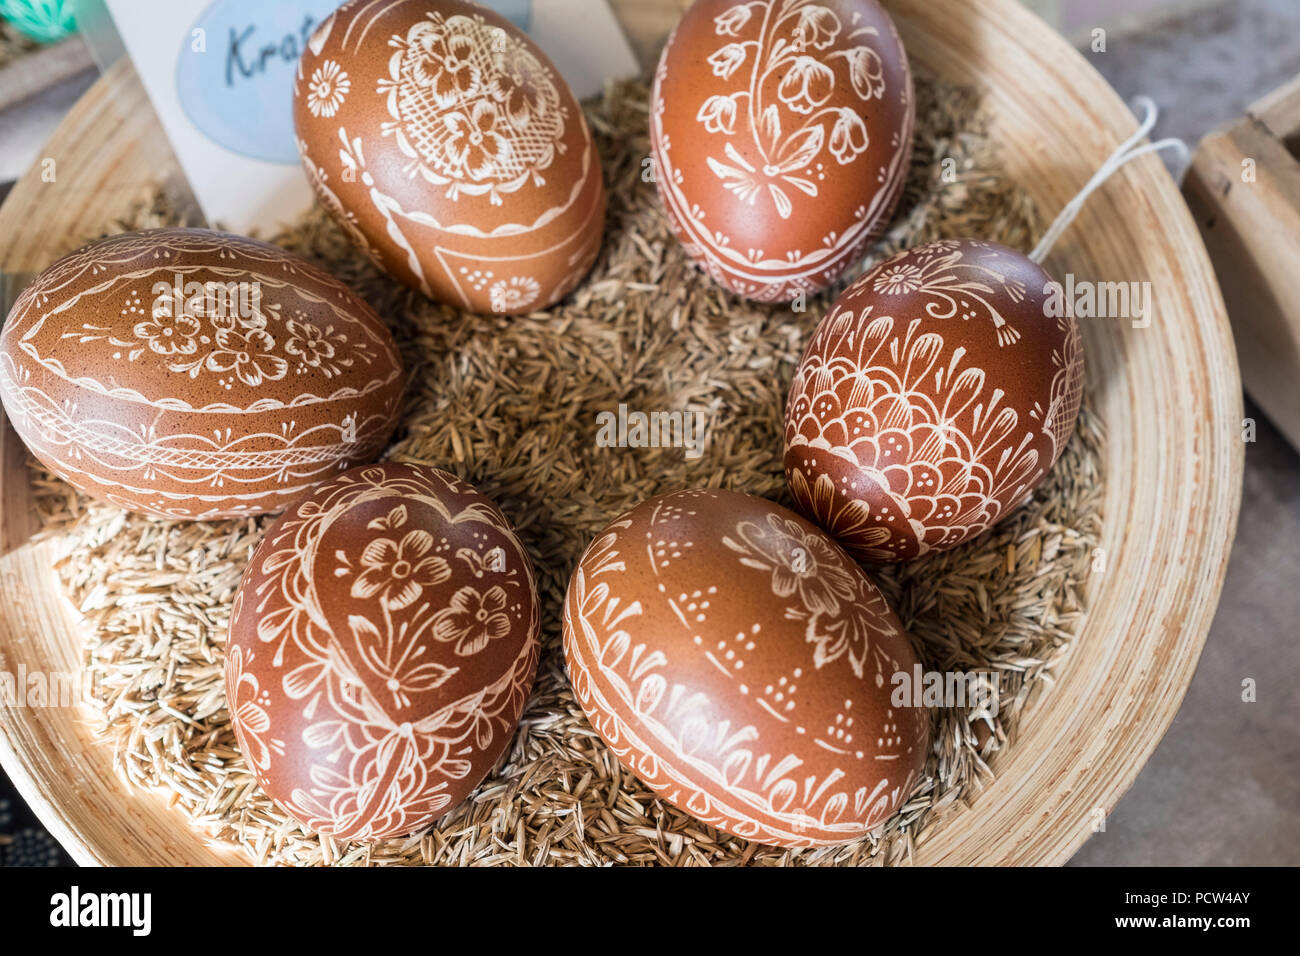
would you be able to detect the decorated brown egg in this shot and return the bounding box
[563,488,929,848]
[649,0,913,302]
[784,238,1085,562]
[293,0,606,315]
[0,228,404,520]
[226,462,540,841]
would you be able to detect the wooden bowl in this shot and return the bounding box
[0,0,1242,866]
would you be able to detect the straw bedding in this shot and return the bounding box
[32,75,1105,866]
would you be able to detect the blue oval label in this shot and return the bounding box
[175,0,533,165]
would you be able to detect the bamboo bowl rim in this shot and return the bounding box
[0,0,1243,866]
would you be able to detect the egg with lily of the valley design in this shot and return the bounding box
[784,238,1085,562]
[293,0,606,315]
[563,488,929,848]
[650,0,914,302]
[226,462,540,841]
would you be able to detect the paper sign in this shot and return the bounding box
[173,0,345,165]
[103,0,637,234]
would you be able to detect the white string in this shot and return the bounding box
[1029,96,1191,264]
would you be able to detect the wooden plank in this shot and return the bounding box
[0,58,196,276]
[1250,72,1300,144]
[1184,108,1300,449]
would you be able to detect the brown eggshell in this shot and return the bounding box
[293,0,606,315]
[650,0,913,302]
[784,238,1086,562]
[0,228,404,520]
[226,462,540,841]
[563,488,929,847]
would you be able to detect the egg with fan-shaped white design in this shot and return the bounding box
[784,238,1085,562]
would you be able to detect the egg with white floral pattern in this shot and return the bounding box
[784,238,1085,562]
[227,462,540,841]
[563,488,929,848]
[650,0,913,302]
[293,0,605,315]
[0,228,404,520]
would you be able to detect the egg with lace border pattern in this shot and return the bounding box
[293,0,606,316]
[0,228,405,520]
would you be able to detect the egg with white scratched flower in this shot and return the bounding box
[563,488,929,848]
[293,0,606,315]
[0,228,404,520]
[227,462,540,841]
[650,0,913,302]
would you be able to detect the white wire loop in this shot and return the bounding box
[1029,96,1191,264]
